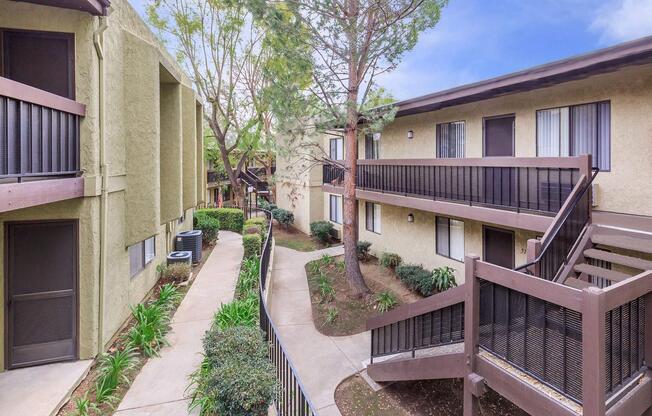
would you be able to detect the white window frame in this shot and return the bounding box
[129,236,157,278]
[365,202,381,234]
[329,137,344,160]
[329,194,343,224]
[436,216,465,262]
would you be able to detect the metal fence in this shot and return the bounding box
[257,208,317,415]
[0,95,81,181]
[324,163,580,215]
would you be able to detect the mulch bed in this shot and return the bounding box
[305,255,421,336]
[57,243,215,416]
[336,374,529,416]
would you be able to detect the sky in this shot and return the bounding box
[129,0,652,101]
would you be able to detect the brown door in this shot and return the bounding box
[483,115,515,157]
[6,221,78,369]
[483,226,514,269]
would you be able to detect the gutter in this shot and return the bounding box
[93,14,109,355]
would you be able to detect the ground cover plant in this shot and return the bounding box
[274,224,334,252]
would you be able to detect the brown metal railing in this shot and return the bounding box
[0,77,83,181]
[323,157,588,215]
[256,208,317,415]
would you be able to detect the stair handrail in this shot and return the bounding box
[515,168,599,275]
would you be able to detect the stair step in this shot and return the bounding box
[583,248,652,271]
[591,233,652,254]
[565,277,596,289]
[573,263,632,283]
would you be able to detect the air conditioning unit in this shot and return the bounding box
[167,251,192,266]
[591,182,599,207]
[329,227,341,241]
[176,230,203,264]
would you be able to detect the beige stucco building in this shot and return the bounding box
[278,35,652,284]
[0,0,203,371]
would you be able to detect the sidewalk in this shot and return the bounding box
[114,231,243,415]
[269,245,370,416]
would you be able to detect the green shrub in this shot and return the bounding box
[244,216,267,231]
[243,225,263,237]
[396,264,433,296]
[190,327,276,416]
[307,259,321,275]
[196,208,244,233]
[213,296,258,331]
[160,262,192,283]
[73,394,98,416]
[155,283,182,311]
[127,303,169,357]
[324,307,338,325]
[236,257,260,298]
[320,254,335,266]
[357,241,372,260]
[318,278,335,303]
[95,346,138,403]
[267,203,278,211]
[310,221,334,243]
[272,208,294,228]
[433,266,457,292]
[375,291,398,313]
[380,252,402,269]
[194,214,220,244]
[242,234,262,258]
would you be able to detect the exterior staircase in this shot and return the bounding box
[239,168,272,201]
[363,169,652,416]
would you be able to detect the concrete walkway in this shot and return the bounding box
[269,245,370,416]
[0,359,93,416]
[115,231,243,415]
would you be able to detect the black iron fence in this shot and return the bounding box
[323,162,581,215]
[0,94,81,181]
[370,301,465,361]
[257,208,317,415]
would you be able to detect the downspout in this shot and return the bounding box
[93,15,109,356]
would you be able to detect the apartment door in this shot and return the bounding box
[5,221,78,369]
[483,115,515,157]
[483,226,515,269]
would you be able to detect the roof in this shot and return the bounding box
[394,35,652,118]
[13,0,110,15]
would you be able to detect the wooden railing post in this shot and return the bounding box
[464,255,481,416]
[526,238,541,276]
[582,287,606,416]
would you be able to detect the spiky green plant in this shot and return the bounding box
[95,346,138,403]
[375,291,398,313]
[127,303,169,357]
[213,296,258,331]
[155,283,182,311]
[324,307,338,325]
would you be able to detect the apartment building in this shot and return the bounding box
[0,0,204,372]
[279,36,652,415]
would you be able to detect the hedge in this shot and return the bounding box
[242,234,262,258]
[195,208,244,233]
[310,221,333,243]
[194,214,220,244]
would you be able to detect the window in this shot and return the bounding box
[329,195,343,224]
[537,101,610,170]
[129,236,156,277]
[365,202,381,233]
[329,137,344,160]
[365,133,381,159]
[436,121,465,158]
[436,217,464,261]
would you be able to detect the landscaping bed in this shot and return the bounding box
[57,244,214,416]
[274,223,334,252]
[335,374,528,416]
[305,254,420,336]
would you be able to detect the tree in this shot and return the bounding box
[251,0,446,297]
[147,0,287,207]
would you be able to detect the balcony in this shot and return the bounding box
[0,77,85,213]
[323,156,592,232]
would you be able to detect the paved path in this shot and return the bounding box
[115,231,243,415]
[270,245,370,416]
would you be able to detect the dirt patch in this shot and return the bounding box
[305,255,421,336]
[335,374,529,416]
[57,244,214,416]
[274,224,338,252]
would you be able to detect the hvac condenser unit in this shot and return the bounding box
[175,230,203,264]
[167,251,192,266]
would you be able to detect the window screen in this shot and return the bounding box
[437,122,465,158]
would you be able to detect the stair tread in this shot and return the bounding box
[573,263,632,282]
[583,248,652,271]
[591,233,652,254]
[564,277,596,289]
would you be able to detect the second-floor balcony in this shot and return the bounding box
[323,156,592,231]
[0,76,85,213]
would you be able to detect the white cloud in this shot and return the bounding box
[592,0,652,43]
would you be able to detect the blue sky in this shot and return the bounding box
[129,0,652,100]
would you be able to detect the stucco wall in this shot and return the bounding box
[368,63,652,216]
[182,86,198,209]
[159,81,184,223]
[0,0,201,371]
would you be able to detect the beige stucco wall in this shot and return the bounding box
[357,201,537,284]
[159,81,184,223]
[365,63,652,217]
[0,0,201,371]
